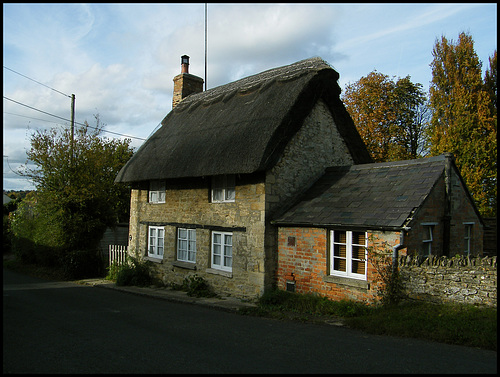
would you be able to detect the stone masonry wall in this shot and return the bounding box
[266,99,355,291]
[399,255,497,307]
[127,174,266,300]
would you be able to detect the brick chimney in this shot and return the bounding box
[172,55,204,109]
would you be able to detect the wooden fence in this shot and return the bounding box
[109,245,128,266]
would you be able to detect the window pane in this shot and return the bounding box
[334,231,346,244]
[179,240,187,251]
[213,254,221,265]
[158,191,165,202]
[352,232,365,245]
[334,258,346,272]
[213,233,221,245]
[334,244,346,258]
[352,260,365,274]
[224,255,232,267]
[225,175,235,200]
[179,228,187,239]
[213,244,221,256]
[352,245,365,260]
[224,245,232,258]
[225,187,235,201]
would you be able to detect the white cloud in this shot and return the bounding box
[3,3,497,190]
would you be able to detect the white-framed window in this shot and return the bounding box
[149,180,165,203]
[421,223,437,256]
[330,230,367,280]
[464,222,474,256]
[211,175,235,203]
[177,228,196,263]
[148,226,164,259]
[211,231,233,271]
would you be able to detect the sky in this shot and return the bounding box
[3,3,497,191]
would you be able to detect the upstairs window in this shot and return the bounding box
[330,230,367,280]
[149,180,165,203]
[211,175,235,203]
[421,223,437,256]
[464,223,474,256]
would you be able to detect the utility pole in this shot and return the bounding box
[70,94,75,167]
[205,3,207,91]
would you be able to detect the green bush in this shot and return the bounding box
[116,257,152,287]
[62,249,105,280]
[106,260,122,281]
[181,274,216,297]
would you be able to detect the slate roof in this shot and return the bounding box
[115,57,372,183]
[273,155,453,231]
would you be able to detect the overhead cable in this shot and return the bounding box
[3,96,146,141]
[3,65,72,98]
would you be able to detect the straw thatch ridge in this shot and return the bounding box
[115,57,372,183]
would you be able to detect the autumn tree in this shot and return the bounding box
[342,71,429,162]
[15,116,134,252]
[428,32,497,216]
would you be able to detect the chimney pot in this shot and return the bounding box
[181,55,189,73]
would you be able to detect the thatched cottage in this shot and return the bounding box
[115,56,483,302]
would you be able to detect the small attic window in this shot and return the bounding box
[212,175,235,203]
[149,180,165,203]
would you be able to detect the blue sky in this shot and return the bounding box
[3,3,497,190]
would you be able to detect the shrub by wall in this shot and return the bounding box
[398,255,497,307]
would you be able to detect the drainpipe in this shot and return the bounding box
[392,228,408,273]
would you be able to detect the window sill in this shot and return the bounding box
[172,260,197,270]
[206,268,232,278]
[144,256,163,264]
[323,275,369,289]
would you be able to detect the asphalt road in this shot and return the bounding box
[3,268,497,374]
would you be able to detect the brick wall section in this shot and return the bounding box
[399,255,497,307]
[277,227,400,304]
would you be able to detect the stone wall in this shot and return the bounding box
[127,175,267,300]
[398,255,497,307]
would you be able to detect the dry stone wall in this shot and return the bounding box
[398,255,497,307]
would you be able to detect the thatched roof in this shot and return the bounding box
[115,57,371,183]
[272,155,468,231]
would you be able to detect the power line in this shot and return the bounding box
[3,111,68,126]
[3,65,72,98]
[3,96,146,141]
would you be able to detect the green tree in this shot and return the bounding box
[342,71,429,162]
[17,116,134,251]
[428,32,497,216]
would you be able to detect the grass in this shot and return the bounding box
[240,289,497,351]
[4,255,496,351]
